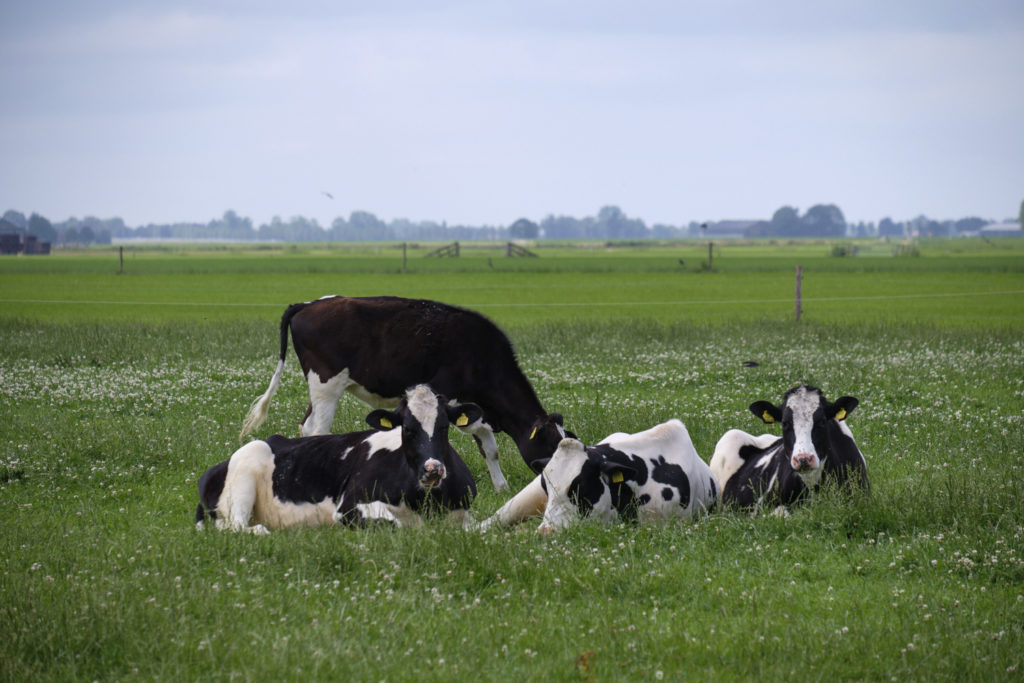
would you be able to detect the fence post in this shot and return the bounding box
[402,242,407,273]
[119,246,124,274]
[708,241,713,270]
[795,265,803,322]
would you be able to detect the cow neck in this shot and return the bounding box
[484,375,546,439]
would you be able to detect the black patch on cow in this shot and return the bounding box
[661,487,674,501]
[265,434,361,505]
[648,454,690,509]
[637,493,651,506]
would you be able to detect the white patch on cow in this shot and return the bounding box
[346,382,398,410]
[405,384,440,436]
[710,430,778,495]
[216,440,338,532]
[364,427,402,456]
[354,501,424,528]
[786,386,821,469]
[755,453,774,470]
[302,369,352,436]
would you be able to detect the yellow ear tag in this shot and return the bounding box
[380,417,393,429]
[529,427,537,440]
[456,413,469,427]
[762,410,775,423]
[834,408,847,421]
[610,472,624,484]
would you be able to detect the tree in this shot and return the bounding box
[770,206,800,236]
[508,218,539,239]
[27,213,56,242]
[802,204,846,237]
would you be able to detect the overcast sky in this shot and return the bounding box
[2,1,1022,229]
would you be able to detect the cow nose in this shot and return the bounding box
[792,453,817,472]
[420,459,447,486]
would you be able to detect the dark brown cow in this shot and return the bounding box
[240,295,571,490]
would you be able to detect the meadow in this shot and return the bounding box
[1,239,1023,680]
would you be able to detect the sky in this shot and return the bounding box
[2,1,1022,229]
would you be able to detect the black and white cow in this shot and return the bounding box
[481,419,719,533]
[197,385,481,533]
[240,295,571,491]
[710,385,869,510]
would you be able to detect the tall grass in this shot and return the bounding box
[1,312,1022,680]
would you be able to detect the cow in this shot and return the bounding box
[709,385,869,510]
[480,419,719,533]
[239,295,571,491]
[196,385,481,533]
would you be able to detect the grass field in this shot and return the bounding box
[1,239,1023,680]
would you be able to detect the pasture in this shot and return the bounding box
[1,239,1023,680]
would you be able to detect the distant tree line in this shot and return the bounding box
[2,202,1016,247]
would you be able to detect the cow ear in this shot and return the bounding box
[589,452,637,484]
[366,409,401,431]
[830,396,859,421]
[529,457,551,475]
[549,412,564,426]
[750,400,782,424]
[447,402,482,429]
[600,460,637,484]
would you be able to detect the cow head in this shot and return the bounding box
[366,384,482,489]
[749,385,858,488]
[521,412,575,469]
[528,438,637,533]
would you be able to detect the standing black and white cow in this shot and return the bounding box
[710,385,869,509]
[197,385,481,533]
[240,295,571,490]
[481,419,719,533]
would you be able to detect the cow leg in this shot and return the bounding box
[300,371,350,436]
[479,475,547,530]
[461,424,507,491]
[448,508,477,530]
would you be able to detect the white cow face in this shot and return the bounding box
[750,385,859,488]
[531,438,636,533]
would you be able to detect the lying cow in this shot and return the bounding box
[709,385,869,509]
[197,385,481,533]
[481,419,719,533]
[240,295,572,491]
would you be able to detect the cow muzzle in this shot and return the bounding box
[791,453,818,473]
[419,459,447,488]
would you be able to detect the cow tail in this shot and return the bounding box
[239,302,309,440]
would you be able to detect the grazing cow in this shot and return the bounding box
[240,295,571,491]
[709,385,869,510]
[481,419,719,533]
[196,385,481,533]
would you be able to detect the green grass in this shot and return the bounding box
[1,241,1023,680]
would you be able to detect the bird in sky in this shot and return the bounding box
[321,191,334,200]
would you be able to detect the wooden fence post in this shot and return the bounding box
[795,265,803,322]
[119,246,124,274]
[708,241,713,270]
[402,242,407,273]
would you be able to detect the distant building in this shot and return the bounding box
[0,219,52,254]
[980,222,1022,238]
